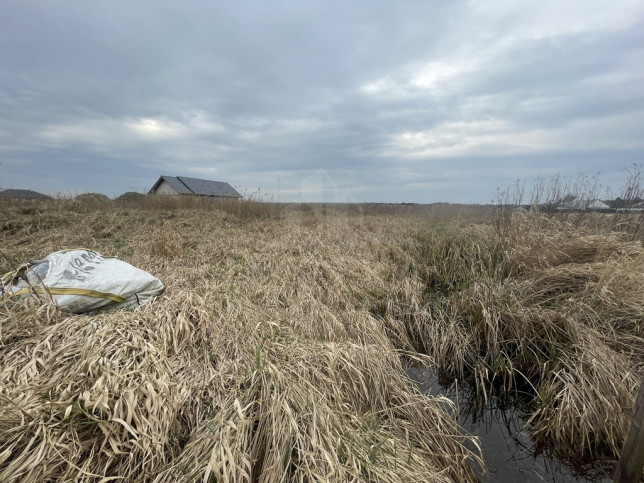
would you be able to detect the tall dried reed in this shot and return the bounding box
[384,208,644,469]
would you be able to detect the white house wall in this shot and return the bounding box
[154,180,180,195]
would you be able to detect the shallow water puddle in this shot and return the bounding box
[407,366,611,482]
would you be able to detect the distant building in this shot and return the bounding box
[617,200,644,213]
[556,196,613,213]
[148,176,242,200]
[632,201,644,211]
[0,189,52,200]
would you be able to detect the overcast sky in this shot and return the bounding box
[1,1,643,202]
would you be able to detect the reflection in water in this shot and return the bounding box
[407,366,611,482]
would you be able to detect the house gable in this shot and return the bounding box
[149,176,191,195]
[149,175,242,199]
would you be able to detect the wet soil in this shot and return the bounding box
[408,366,612,482]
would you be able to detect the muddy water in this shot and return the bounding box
[407,366,611,482]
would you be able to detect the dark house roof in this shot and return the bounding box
[149,176,242,198]
[0,189,52,199]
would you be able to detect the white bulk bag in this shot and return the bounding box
[0,249,165,313]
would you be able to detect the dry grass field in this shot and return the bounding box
[1,196,643,481]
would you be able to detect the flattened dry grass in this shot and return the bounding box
[0,204,482,482]
[4,199,641,478]
[158,340,477,482]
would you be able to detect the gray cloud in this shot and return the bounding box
[1,0,643,202]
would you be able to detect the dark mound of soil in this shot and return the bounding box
[115,192,147,202]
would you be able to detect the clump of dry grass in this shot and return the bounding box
[0,206,482,481]
[158,339,480,482]
[0,296,62,346]
[146,223,184,259]
[6,194,641,477]
[387,210,644,468]
[529,327,638,462]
